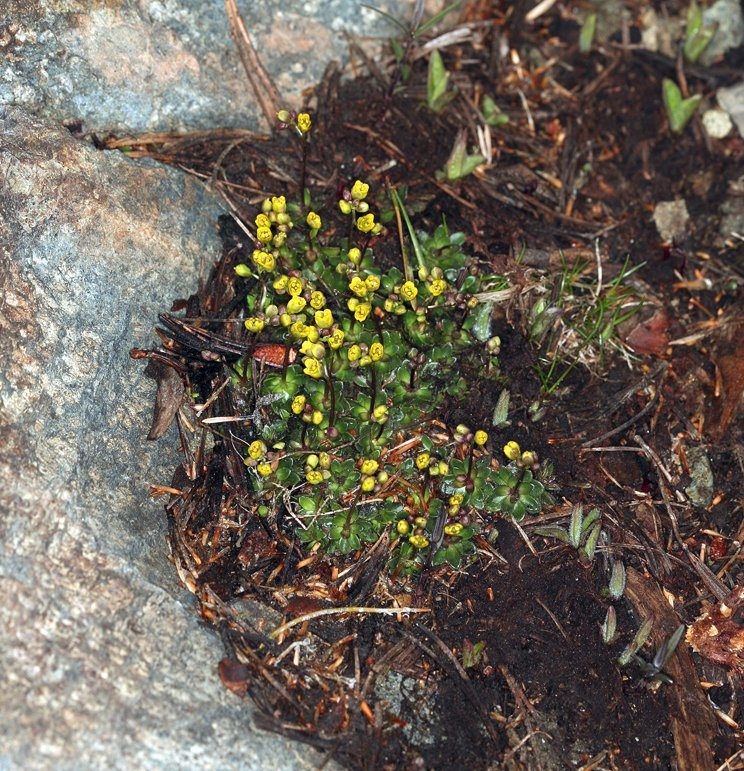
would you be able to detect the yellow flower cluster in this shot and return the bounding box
[338,178,384,235]
[305,451,330,485]
[345,340,384,368]
[276,109,312,137]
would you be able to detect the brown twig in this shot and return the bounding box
[224,0,283,126]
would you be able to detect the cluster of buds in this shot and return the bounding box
[503,440,538,469]
[304,452,331,485]
[339,179,384,235]
[346,341,384,368]
[244,440,277,478]
[276,109,312,137]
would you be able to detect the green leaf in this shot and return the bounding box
[608,560,626,600]
[662,78,702,134]
[469,300,494,342]
[580,523,601,564]
[568,503,584,549]
[534,525,570,544]
[683,3,718,63]
[618,617,654,667]
[437,129,486,181]
[601,605,617,644]
[416,1,462,36]
[579,12,597,53]
[427,49,454,113]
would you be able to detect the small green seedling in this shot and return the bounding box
[617,617,654,667]
[482,95,509,127]
[579,12,597,53]
[534,503,601,564]
[607,560,627,600]
[462,638,486,669]
[436,129,486,182]
[427,49,456,113]
[601,605,617,644]
[662,78,702,134]
[618,620,685,684]
[365,0,462,94]
[683,2,718,63]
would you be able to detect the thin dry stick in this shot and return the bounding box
[224,0,283,125]
[271,606,431,638]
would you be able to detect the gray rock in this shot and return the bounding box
[717,82,744,140]
[700,0,744,66]
[0,0,419,134]
[0,105,327,770]
[652,199,690,243]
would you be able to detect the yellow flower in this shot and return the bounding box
[354,302,371,322]
[244,317,265,333]
[273,274,289,292]
[309,290,326,310]
[409,534,430,549]
[365,274,381,292]
[306,469,323,485]
[339,199,353,215]
[291,395,306,414]
[305,325,319,343]
[400,281,418,301]
[449,494,464,507]
[521,450,537,467]
[297,112,312,134]
[252,250,275,271]
[349,276,368,297]
[256,226,273,244]
[397,519,410,535]
[356,213,376,233]
[314,309,333,329]
[255,213,271,229]
[303,357,322,378]
[361,459,379,475]
[348,247,362,264]
[504,441,521,461]
[347,344,362,362]
[429,278,447,296]
[311,410,323,426]
[351,180,369,200]
[271,195,286,214]
[290,320,308,338]
[247,440,267,460]
[444,523,464,536]
[415,453,430,470]
[361,476,376,493]
[327,329,345,349]
[369,342,384,361]
[306,211,321,229]
[287,276,304,296]
[474,430,488,446]
[257,462,274,477]
[372,404,388,422]
[286,295,307,314]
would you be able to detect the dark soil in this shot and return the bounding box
[125,2,744,769]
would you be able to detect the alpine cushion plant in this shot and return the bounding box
[227,111,554,576]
